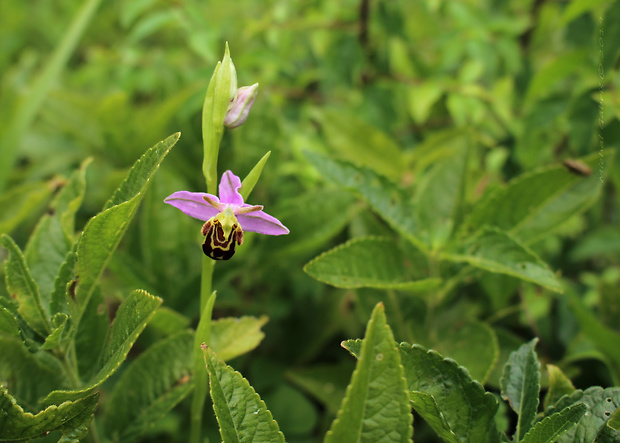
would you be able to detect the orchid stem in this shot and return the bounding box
[190,276,216,443]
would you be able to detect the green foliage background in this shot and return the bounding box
[1,0,619,441]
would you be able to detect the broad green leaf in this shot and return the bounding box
[567,291,620,385]
[74,288,108,380]
[104,330,194,442]
[43,289,162,404]
[602,408,620,439]
[408,391,459,443]
[342,340,500,442]
[0,337,65,408]
[203,345,286,443]
[463,152,607,244]
[2,235,51,336]
[432,320,499,383]
[269,189,359,256]
[0,387,98,442]
[545,386,620,443]
[524,51,588,106]
[414,145,467,248]
[24,159,89,306]
[41,313,68,351]
[544,365,576,410]
[521,403,588,443]
[210,316,268,361]
[398,344,499,442]
[444,227,563,293]
[561,0,613,25]
[500,338,540,441]
[313,107,406,180]
[304,151,426,251]
[148,307,191,336]
[0,305,20,339]
[407,80,445,124]
[74,133,178,320]
[240,151,270,200]
[326,303,412,443]
[0,181,53,235]
[304,237,440,291]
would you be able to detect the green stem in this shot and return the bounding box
[190,290,217,443]
[200,256,215,313]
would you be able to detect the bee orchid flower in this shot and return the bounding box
[164,170,289,260]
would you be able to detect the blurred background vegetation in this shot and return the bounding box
[1,0,619,441]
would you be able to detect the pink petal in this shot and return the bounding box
[164,191,220,221]
[219,171,244,205]
[237,209,289,235]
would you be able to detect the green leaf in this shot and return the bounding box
[545,386,620,443]
[0,181,53,235]
[74,288,108,380]
[432,320,499,384]
[304,151,426,251]
[444,227,563,293]
[500,338,540,442]
[203,345,286,443]
[50,244,77,317]
[148,307,191,336]
[609,407,620,431]
[210,316,268,361]
[524,51,588,106]
[408,391,460,443]
[342,340,500,442]
[0,337,65,408]
[599,407,620,441]
[566,291,620,385]
[0,305,21,339]
[407,80,445,124]
[313,107,406,180]
[304,237,440,291]
[104,330,194,442]
[2,235,51,336]
[544,365,576,410]
[463,152,607,245]
[0,386,98,441]
[561,0,612,25]
[24,159,89,306]
[74,133,178,319]
[325,303,413,443]
[520,403,588,443]
[399,344,499,442]
[269,189,359,256]
[414,145,467,248]
[240,151,270,200]
[43,289,162,404]
[41,313,68,351]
